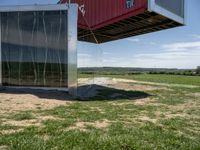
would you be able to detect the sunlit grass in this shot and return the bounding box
[1,74,200,149]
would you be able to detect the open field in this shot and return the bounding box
[1,74,200,150]
[79,73,200,86]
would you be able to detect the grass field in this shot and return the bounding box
[1,74,200,150]
[79,73,200,86]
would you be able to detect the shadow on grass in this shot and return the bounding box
[77,84,151,101]
[0,84,150,101]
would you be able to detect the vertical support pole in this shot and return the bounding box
[0,13,2,86]
[67,4,78,97]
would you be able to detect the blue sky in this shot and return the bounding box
[1,0,200,69]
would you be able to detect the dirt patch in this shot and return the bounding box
[2,119,42,127]
[67,119,110,131]
[94,119,110,128]
[1,115,62,128]
[137,116,157,123]
[68,122,86,131]
[0,92,71,114]
[109,98,154,106]
[0,145,9,150]
[110,80,164,91]
[190,93,200,98]
[36,115,61,121]
[134,98,155,105]
[164,113,187,119]
[38,134,50,141]
[90,107,105,114]
[170,101,199,111]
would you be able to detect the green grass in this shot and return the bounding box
[7,112,36,121]
[79,73,200,86]
[1,74,200,149]
[124,74,200,86]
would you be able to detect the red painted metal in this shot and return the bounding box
[60,0,147,30]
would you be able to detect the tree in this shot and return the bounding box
[196,66,200,75]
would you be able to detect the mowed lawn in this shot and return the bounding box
[1,74,200,150]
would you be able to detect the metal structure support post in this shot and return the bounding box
[0,14,1,86]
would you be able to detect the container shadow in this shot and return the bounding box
[0,84,151,101]
[77,84,151,101]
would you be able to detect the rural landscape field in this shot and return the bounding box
[0,69,200,150]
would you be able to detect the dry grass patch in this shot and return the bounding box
[137,116,157,123]
[2,119,42,127]
[1,115,63,128]
[67,119,110,132]
[133,98,156,105]
[0,129,24,135]
[39,134,50,141]
[108,98,153,106]
[189,92,200,98]
[0,93,71,114]
[111,82,164,91]
[0,145,9,150]
[90,107,105,114]
[169,101,200,112]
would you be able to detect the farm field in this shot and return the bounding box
[0,74,200,150]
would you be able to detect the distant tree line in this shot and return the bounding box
[78,66,200,76]
[147,67,200,76]
[148,70,197,76]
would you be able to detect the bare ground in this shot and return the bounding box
[0,92,71,114]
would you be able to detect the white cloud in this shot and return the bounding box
[78,41,200,69]
[103,52,112,55]
[103,57,122,63]
[126,38,140,42]
[162,41,200,52]
[78,53,103,68]
[150,42,156,45]
[131,41,200,69]
[191,34,200,39]
[78,53,91,58]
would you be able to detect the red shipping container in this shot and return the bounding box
[60,0,185,43]
[61,0,147,30]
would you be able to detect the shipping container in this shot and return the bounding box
[60,0,185,43]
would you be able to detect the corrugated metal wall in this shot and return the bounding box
[61,0,147,30]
